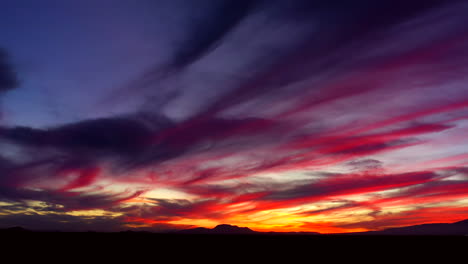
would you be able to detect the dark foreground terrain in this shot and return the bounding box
[2,221,468,260]
[2,230,467,261]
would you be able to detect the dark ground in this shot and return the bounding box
[2,231,467,261]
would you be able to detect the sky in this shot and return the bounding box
[0,0,468,233]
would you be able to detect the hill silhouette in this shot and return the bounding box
[2,219,468,235]
[175,224,321,235]
[2,221,467,256]
[175,219,468,236]
[0,226,30,233]
[354,219,468,236]
[175,224,257,234]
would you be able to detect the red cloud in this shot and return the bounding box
[60,167,101,191]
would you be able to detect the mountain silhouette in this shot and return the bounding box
[0,226,31,233]
[175,227,213,234]
[176,224,256,234]
[177,220,468,236]
[2,219,468,235]
[353,219,468,236]
[213,224,257,234]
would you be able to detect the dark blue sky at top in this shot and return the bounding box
[3,0,462,129]
[0,0,186,127]
[2,0,301,128]
[1,0,408,128]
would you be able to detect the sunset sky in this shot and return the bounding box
[1,0,468,233]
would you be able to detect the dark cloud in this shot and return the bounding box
[169,0,258,71]
[125,0,261,108]
[0,48,18,120]
[0,49,17,92]
[122,198,226,221]
[165,170,443,215]
[299,200,362,216]
[190,0,453,118]
[346,159,384,171]
[263,171,437,202]
[116,0,463,127]
[0,207,191,232]
[1,115,167,151]
[164,0,448,77]
[369,176,468,206]
[0,114,173,173]
[0,186,144,211]
[0,213,124,231]
[0,113,283,173]
[334,205,468,231]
